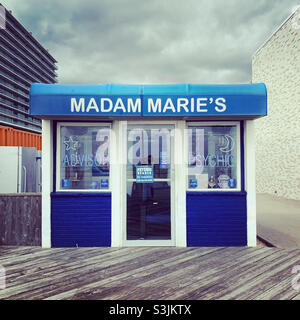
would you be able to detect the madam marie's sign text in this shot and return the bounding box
[70,96,227,115]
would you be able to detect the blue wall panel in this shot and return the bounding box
[51,193,111,247]
[186,192,247,246]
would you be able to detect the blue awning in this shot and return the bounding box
[30,83,267,119]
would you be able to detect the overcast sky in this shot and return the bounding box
[2,0,299,84]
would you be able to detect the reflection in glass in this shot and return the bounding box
[60,125,110,190]
[126,124,173,240]
[188,126,238,189]
[127,125,172,179]
[127,181,171,240]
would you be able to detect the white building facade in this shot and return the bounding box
[252,8,300,200]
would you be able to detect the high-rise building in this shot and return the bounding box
[0,4,57,134]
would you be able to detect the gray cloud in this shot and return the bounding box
[2,0,298,84]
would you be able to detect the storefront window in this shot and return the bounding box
[187,123,240,190]
[57,123,110,190]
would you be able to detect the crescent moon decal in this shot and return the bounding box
[219,134,234,153]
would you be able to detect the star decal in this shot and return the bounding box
[64,136,80,151]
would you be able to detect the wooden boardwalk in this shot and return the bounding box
[0,246,300,300]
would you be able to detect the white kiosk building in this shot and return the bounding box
[29,83,267,248]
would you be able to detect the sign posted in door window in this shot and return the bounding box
[136,166,153,183]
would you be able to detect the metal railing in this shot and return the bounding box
[4,28,57,77]
[6,18,56,68]
[0,63,31,87]
[0,101,28,116]
[0,110,41,128]
[0,51,37,83]
[0,92,28,108]
[0,45,53,84]
[0,70,30,93]
[0,81,29,101]
[0,85,29,102]
[0,118,41,133]
[0,34,56,83]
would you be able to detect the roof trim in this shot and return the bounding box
[252,6,299,59]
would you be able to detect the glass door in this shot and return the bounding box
[125,124,174,244]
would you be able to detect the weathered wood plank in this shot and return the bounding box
[213,250,300,300]
[3,247,141,288]
[110,248,296,299]
[62,247,227,300]
[2,247,115,270]
[11,248,209,300]
[171,250,291,299]
[71,248,293,300]
[0,247,152,298]
[119,248,279,300]
[62,248,265,300]
[1,247,196,299]
[229,255,300,300]
[0,247,67,264]
[102,247,268,300]
[251,271,300,300]
[40,248,218,300]
[0,246,299,300]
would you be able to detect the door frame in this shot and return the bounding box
[120,120,182,247]
[111,119,187,247]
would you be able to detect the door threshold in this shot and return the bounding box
[123,240,175,246]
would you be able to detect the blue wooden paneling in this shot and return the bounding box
[51,192,111,247]
[186,192,247,246]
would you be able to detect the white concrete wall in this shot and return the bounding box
[252,9,300,200]
[0,147,18,193]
